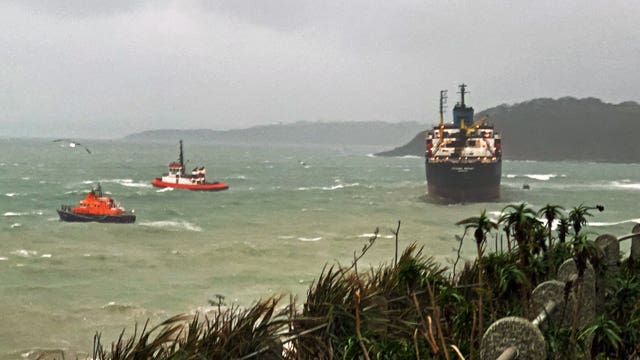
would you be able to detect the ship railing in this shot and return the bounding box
[428,156,497,164]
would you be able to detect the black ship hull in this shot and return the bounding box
[426,160,502,202]
[57,209,136,224]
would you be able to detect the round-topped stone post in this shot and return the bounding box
[595,234,619,311]
[480,317,546,360]
[631,224,640,266]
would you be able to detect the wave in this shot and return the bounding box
[10,223,21,229]
[357,233,394,239]
[3,210,44,217]
[505,174,559,181]
[117,179,152,188]
[11,249,37,257]
[139,220,202,232]
[296,182,360,191]
[610,181,640,190]
[101,301,140,313]
[228,175,247,180]
[5,193,19,197]
[589,218,640,227]
[82,179,152,188]
[0,257,7,261]
[298,237,322,242]
[398,155,421,159]
[156,187,174,192]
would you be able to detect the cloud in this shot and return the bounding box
[3,0,151,18]
[0,0,639,139]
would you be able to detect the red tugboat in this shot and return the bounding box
[57,184,136,223]
[151,140,229,191]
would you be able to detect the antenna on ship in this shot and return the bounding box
[439,90,447,141]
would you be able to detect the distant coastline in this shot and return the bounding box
[376,97,640,163]
[20,96,637,163]
[122,121,425,148]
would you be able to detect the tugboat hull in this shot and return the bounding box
[151,178,229,191]
[57,209,136,224]
[426,161,501,202]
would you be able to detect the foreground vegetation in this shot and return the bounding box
[92,203,640,359]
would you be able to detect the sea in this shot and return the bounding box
[1,138,639,358]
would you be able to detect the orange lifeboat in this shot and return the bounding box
[57,184,136,223]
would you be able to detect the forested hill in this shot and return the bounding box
[123,121,424,147]
[376,97,640,163]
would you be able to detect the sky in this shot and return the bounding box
[1,0,639,139]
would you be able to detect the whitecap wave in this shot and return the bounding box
[4,210,44,217]
[297,182,360,191]
[82,179,152,188]
[0,257,7,261]
[526,174,557,181]
[277,235,295,239]
[357,233,394,239]
[5,193,18,197]
[610,181,640,190]
[139,220,202,232]
[298,237,322,242]
[102,301,140,312]
[116,179,152,188]
[589,218,640,227]
[505,174,558,181]
[11,223,21,229]
[11,249,37,257]
[398,155,421,159]
[4,212,23,217]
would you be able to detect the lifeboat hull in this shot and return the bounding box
[57,209,136,224]
[151,178,229,191]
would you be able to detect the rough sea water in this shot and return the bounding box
[1,138,639,358]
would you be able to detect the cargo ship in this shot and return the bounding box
[425,84,501,202]
[151,140,229,191]
[57,184,136,223]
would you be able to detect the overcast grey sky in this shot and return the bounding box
[2,0,639,138]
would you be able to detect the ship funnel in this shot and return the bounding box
[452,84,474,128]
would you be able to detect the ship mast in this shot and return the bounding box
[179,140,184,170]
[458,83,467,107]
[438,90,447,141]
